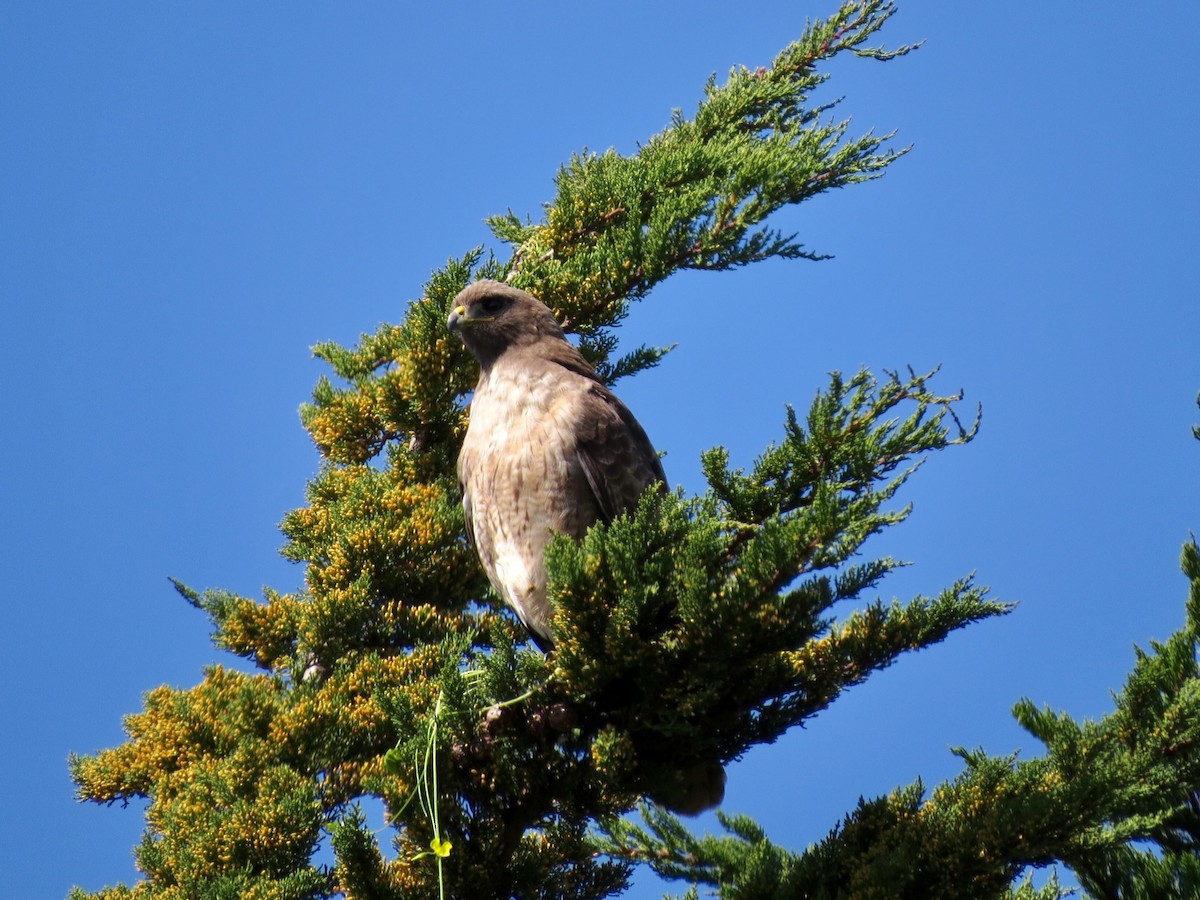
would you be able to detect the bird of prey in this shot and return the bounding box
[449,280,665,651]
[450,280,725,815]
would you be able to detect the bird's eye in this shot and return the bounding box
[480,295,506,315]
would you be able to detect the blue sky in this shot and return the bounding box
[3,2,1198,896]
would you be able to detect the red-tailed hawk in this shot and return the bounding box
[449,280,666,651]
[449,280,725,814]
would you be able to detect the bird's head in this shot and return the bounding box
[448,280,567,367]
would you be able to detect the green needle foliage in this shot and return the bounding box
[68,3,1200,898]
[599,536,1200,899]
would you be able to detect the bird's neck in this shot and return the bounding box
[474,340,601,385]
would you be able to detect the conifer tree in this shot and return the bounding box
[69,3,1200,898]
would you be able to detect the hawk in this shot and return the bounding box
[449,280,665,651]
[449,280,725,814]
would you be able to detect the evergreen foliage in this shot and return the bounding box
[69,3,1200,897]
[602,536,1200,897]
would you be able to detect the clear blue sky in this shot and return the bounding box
[3,2,1198,896]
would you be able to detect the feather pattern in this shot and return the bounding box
[450,280,664,649]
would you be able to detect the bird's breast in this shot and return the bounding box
[459,363,596,537]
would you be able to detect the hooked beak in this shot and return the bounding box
[447,304,496,333]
